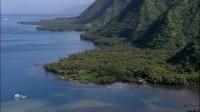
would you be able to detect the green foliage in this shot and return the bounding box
[81,35,125,46]
[82,0,173,42]
[19,0,131,31]
[39,0,199,85]
[45,44,199,85]
[78,0,131,24]
[136,0,200,49]
[19,18,89,31]
[96,76,117,85]
[168,36,200,73]
[83,0,199,50]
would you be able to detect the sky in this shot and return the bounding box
[1,0,94,14]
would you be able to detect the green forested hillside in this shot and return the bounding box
[77,0,131,25]
[82,0,174,40]
[19,0,130,31]
[45,43,199,85]
[44,0,200,85]
[83,0,199,49]
[135,0,200,49]
[168,36,200,73]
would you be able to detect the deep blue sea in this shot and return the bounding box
[1,14,199,112]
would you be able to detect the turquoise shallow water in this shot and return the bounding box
[1,14,199,112]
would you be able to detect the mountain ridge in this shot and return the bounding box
[21,0,199,85]
[83,0,199,50]
[19,0,131,31]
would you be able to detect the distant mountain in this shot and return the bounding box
[19,0,131,31]
[58,3,93,16]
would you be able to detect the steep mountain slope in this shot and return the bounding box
[168,36,200,73]
[19,0,131,31]
[77,0,131,25]
[44,0,200,85]
[83,0,199,49]
[60,3,93,16]
[82,0,174,39]
[135,0,200,49]
[82,0,200,74]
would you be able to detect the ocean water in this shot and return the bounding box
[0,14,199,112]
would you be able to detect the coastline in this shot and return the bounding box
[43,42,199,86]
[2,14,198,112]
[17,17,200,86]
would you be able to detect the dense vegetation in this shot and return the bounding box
[43,0,200,85]
[83,0,173,39]
[168,36,200,73]
[82,0,199,49]
[45,42,199,85]
[77,0,131,24]
[19,0,131,31]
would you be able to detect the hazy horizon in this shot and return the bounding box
[1,0,94,14]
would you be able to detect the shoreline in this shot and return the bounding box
[17,16,200,86]
[44,43,199,86]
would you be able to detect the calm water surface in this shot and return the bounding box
[1,14,199,112]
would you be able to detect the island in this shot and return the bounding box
[21,0,200,86]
